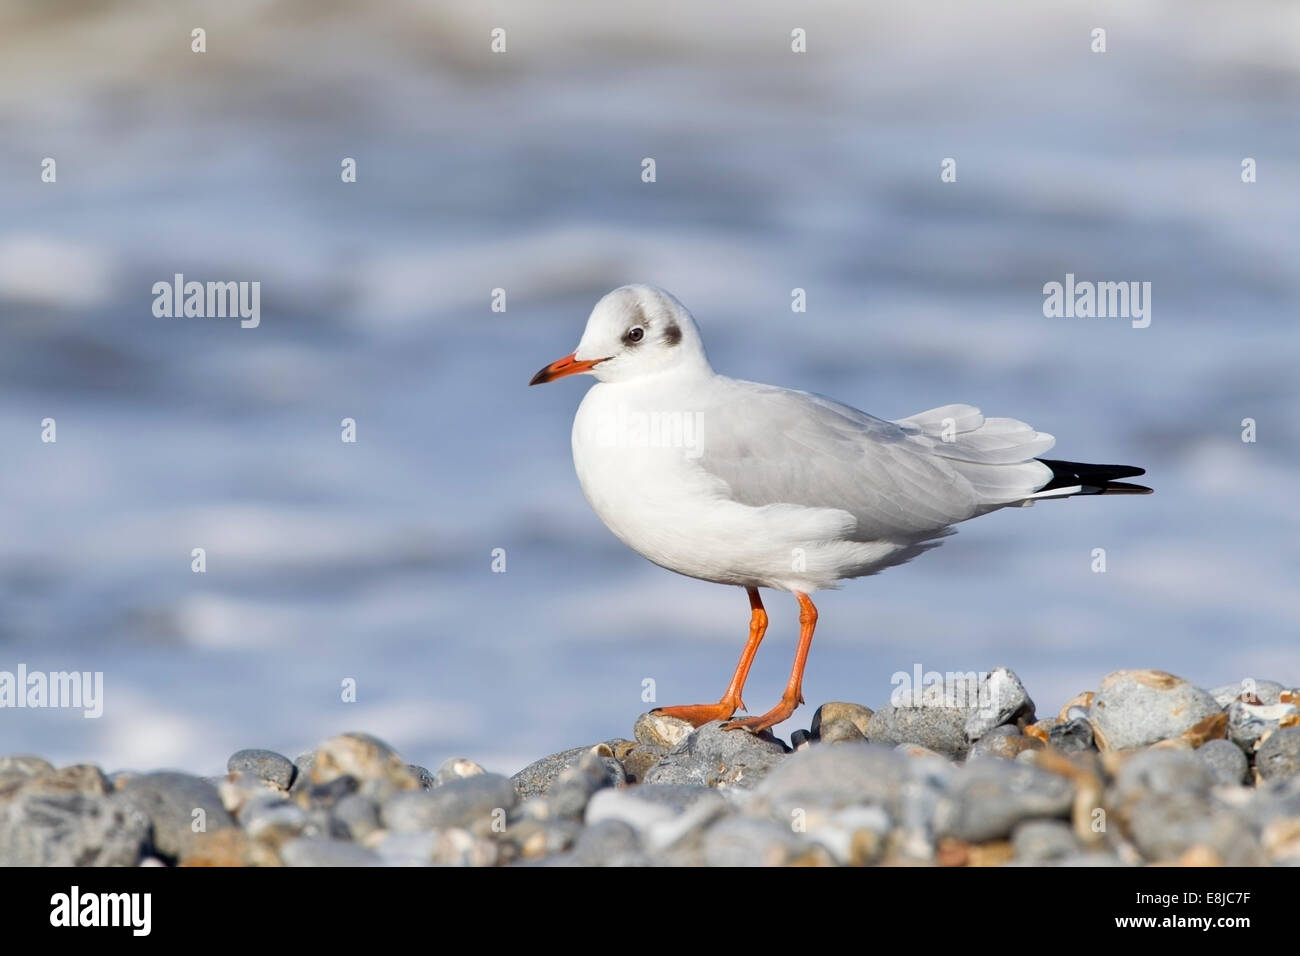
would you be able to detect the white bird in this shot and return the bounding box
[530,285,1150,733]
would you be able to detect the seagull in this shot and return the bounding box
[530,285,1150,733]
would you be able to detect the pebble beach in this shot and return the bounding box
[4,666,1299,867]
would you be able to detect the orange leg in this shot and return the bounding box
[653,588,768,726]
[723,591,817,733]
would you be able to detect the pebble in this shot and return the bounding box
[1195,739,1249,786]
[1011,819,1081,861]
[1048,718,1095,754]
[570,819,647,867]
[810,702,874,739]
[0,787,149,866]
[218,770,289,815]
[702,817,809,867]
[0,755,55,778]
[1125,793,1264,866]
[433,757,484,787]
[1089,670,1222,751]
[748,743,908,826]
[816,719,867,744]
[547,748,627,819]
[309,733,421,799]
[1209,679,1286,708]
[968,725,1042,761]
[119,772,238,863]
[634,712,695,750]
[964,666,1035,741]
[331,793,382,841]
[512,743,618,800]
[227,749,296,790]
[618,743,666,782]
[1256,727,1300,781]
[866,702,969,759]
[381,772,517,834]
[1226,700,1300,752]
[407,765,436,790]
[279,837,383,867]
[935,759,1074,842]
[642,721,787,789]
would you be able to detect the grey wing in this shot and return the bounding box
[693,383,1054,540]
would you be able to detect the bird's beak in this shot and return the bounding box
[529,352,607,386]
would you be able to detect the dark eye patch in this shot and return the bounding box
[663,323,681,346]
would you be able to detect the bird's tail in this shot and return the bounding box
[1029,458,1152,498]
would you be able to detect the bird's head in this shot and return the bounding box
[529,284,709,386]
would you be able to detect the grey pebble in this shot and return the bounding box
[381,772,517,834]
[1227,700,1300,752]
[1089,670,1222,750]
[118,771,237,863]
[867,702,969,759]
[571,819,647,867]
[511,744,605,800]
[331,793,382,841]
[1256,727,1300,781]
[1209,680,1286,708]
[748,742,909,825]
[227,749,296,790]
[547,749,627,820]
[1048,717,1095,754]
[964,666,1035,741]
[1112,749,1216,804]
[936,759,1074,842]
[407,764,436,790]
[642,721,787,789]
[279,837,383,867]
[1012,819,1081,861]
[1126,793,1264,865]
[433,757,484,787]
[703,817,810,867]
[0,788,149,866]
[1196,739,1249,786]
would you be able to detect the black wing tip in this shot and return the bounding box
[1036,458,1152,496]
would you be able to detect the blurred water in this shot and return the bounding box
[1,0,1298,775]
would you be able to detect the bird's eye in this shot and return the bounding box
[626,326,644,343]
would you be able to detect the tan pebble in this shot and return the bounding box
[180,828,280,867]
[1147,738,1193,751]
[1183,712,1228,747]
[896,743,945,759]
[1025,719,1055,743]
[811,701,874,738]
[849,828,881,866]
[936,838,970,867]
[1176,845,1223,867]
[1059,691,1094,722]
[967,841,1016,867]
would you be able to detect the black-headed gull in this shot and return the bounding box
[530,285,1150,733]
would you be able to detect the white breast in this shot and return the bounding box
[570,376,904,591]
